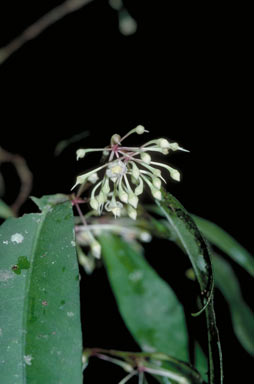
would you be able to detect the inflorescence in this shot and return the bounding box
[72,125,188,221]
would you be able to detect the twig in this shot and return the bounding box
[0,147,33,216]
[0,0,93,65]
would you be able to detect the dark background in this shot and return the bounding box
[0,1,252,382]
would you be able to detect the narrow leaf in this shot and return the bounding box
[0,199,14,219]
[156,189,223,384]
[0,197,82,384]
[213,253,254,355]
[192,215,254,277]
[100,233,189,362]
[156,191,214,316]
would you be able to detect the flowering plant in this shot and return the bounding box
[0,129,253,384]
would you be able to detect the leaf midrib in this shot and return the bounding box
[21,209,49,383]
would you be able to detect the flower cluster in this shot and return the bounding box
[72,126,188,220]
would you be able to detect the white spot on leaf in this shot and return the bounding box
[0,270,14,282]
[67,312,74,317]
[3,240,8,245]
[128,270,143,282]
[11,233,24,244]
[24,355,33,365]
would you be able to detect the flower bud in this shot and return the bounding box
[90,197,99,210]
[152,168,161,177]
[88,173,99,184]
[119,190,129,203]
[127,205,137,220]
[110,134,121,145]
[135,125,145,134]
[131,175,138,185]
[102,178,110,194]
[97,192,106,205]
[71,174,87,190]
[76,149,87,160]
[169,168,180,181]
[128,193,138,208]
[135,178,143,195]
[130,161,140,180]
[152,177,161,189]
[91,240,101,259]
[151,186,162,200]
[157,138,170,149]
[140,152,151,164]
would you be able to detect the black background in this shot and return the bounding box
[0,1,252,383]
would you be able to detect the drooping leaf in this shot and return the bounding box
[156,191,214,316]
[0,196,82,384]
[213,253,254,355]
[0,199,14,219]
[192,215,254,277]
[156,189,223,384]
[100,233,189,362]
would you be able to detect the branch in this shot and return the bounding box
[0,0,93,65]
[0,147,33,216]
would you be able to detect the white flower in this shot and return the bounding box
[105,200,123,218]
[106,160,126,182]
[72,127,188,220]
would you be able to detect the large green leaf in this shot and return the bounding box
[156,189,223,384]
[213,253,254,355]
[192,215,254,277]
[0,197,82,384]
[100,234,189,362]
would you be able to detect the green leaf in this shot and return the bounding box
[0,199,14,219]
[0,196,82,384]
[194,343,208,382]
[156,189,223,384]
[100,234,189,362]
[213,253,254,355]
[156,191,214,316]
[192,215,254,277]
[30,193,69,211]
